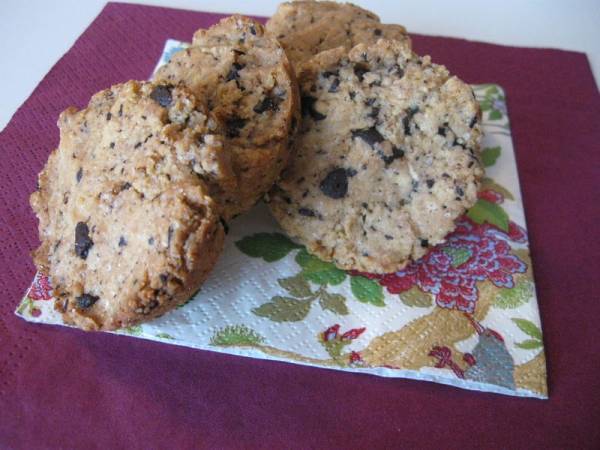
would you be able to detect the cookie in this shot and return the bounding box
[154,15,300,220]
[30,81,226,330]
[266,1,411,68]
[268,40,484,274]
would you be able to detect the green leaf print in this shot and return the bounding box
[319,291,349,315]
[252,296,312,322]
[488,110,503,120]
[210,325,265,346]
[350,275,385,306]
[485,86,499,95]
[295,249,346,285]
[399,287,433,307]
[278,274,312,298]
[123,325,143,336]
[467,199,509,232]
[481,146,501,167]
[155,332,174,340]
[495,280,533,309]
[515,339,543,350]
[235,232,301,262]
[481,177,515,201]
[512,318,543,340]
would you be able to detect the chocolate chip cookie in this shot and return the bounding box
[266,1,411,68]
[30,81,226,330]
[154,15,300,220]
[268,40,484,274]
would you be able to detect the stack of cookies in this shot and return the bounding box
[31,2,483,331]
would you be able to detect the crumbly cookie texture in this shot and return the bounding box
[266,1,411,68]
[268,40,484,274]
[154,15,300,220]
[30,81,226,330]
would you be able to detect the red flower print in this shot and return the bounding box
[323,324,340,342]
[365,218,527,313]
[341,327,366,341]
[28,273,53,301]
[349,351,363,365]
[478,189,504,204]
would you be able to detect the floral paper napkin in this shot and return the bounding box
[16,40,547,398]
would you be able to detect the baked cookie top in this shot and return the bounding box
[154,15,300,219]
[30,81,225,330]
[266,1,411,68]
[269,40,484,274]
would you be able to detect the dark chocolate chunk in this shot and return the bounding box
[253,96,280,113]
[149,84,173,107]
[159,273,168,283]
[148,237,155,245]
[298,207,316,217]
[368,107,380,119]
[301,96,326,121]
[328,77,340,93]
[134,142,142,149]
[455,186,465,197]
[351,127,384,147]
[225,62,244,82]
[249,24,257,35]
[167,225,174,248]
[74,222,93,259]
[469,116,478,128]
[106,112,112,121]
[225,116,247,137]
[452,138,467,149]
[420,239,429,248]
[354,64,369,82]
[76,293,99,309]
[403,107,419,136]
[361,202,368,208]
[426,179,435,189]
[374,28,382,36]
[384,234,394,240]
[437,127,447,137]
[118,236,127,247]
[109,142,115,149]
[346,168,357,177]
[118,104,123,117]
[349,91,356,100]
[76,168,83,183]
[319,168,349,199]
[122,182,132,191]
[381,146,405,166]
[365,98,376,106]
[322,70,339,78]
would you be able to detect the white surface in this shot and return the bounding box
[0,0,598,130]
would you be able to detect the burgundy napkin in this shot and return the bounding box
[1,3,599,448]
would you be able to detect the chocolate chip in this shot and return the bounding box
[426,179,435,189]
[249,24,257,35]
[118,104,123,117]
[122,182,131,191]
[437,127,446,137]
[420,239,429,248]
[74,222,93,259]
[76,168,83,183]
[361,202,368,208]
[403,107,419,136]
[453,138,467,149]
[319,168,349,199]
[328,77,340,93]
[150,85,173,107]
[253,96,280,113]
[351,127,384,147]
[346,168,357,177]
[469,116,478,128]
[109,142,115,149]
[159,273,168,283]
[455,186,464,197]
[298,207,316,217]
[381,147,405,166]
[354,64,369,82]
[225,116,247,137]
[226,62,244,82]
[374,28,382,36]
[167,225,174,248]
[301,96,326,121]
[118,236,127,247]
[106,112,112,121]
[134,142,142,149]
[349,91,356,100]
[76,293,99,309]
[368,107,380,119]
[322,70,339,78]
[384,234,394,240]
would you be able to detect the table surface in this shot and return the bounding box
[1,2,600,449]
[1,0,599,130]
